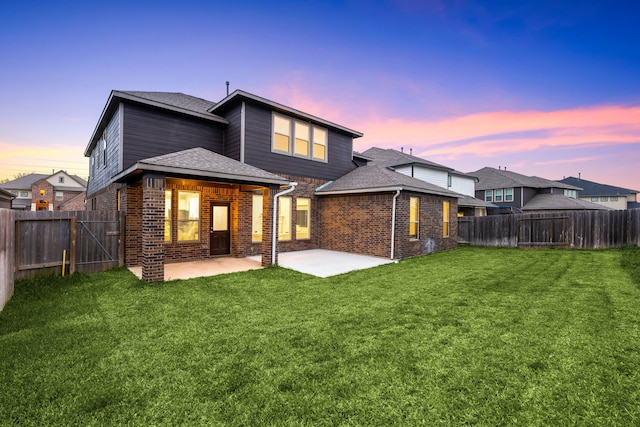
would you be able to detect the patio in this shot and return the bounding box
[128,249,395,280]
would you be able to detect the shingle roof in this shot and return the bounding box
[113,147,290,186]
[558,176,638,196]
[119,91,216,115]
[316,165,460,197]
[0,173,48,190]
[471,167,581,191]
[458,195,496,208]
[522,194,612,211]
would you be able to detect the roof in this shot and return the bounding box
[522,194,612,211]
[558,176,638,196]
[0,173,49,190]
[362,147,477,179]
[112,147,290,186]
[209,90,363,138]
[85,90,228,156]
[471,167,581,191]
[316,165,460,197]
[0,188,14,200]
[457,194,496,208]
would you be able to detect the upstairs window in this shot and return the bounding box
[20,191,28,198]
[55,191,63,201]
[272,113,327,162]
[591,196,599,202]
[485,190,493,202]
[59,176,65,184]
[495,189,503,202]
[505,188,514,201]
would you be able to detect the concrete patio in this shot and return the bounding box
[128,249,395,280]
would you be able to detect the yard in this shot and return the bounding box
[1,246,639,426]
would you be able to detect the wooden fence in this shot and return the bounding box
[1,209,15,312]
[458,209,640,248]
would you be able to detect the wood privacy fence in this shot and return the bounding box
[458,209,640,248]
[1,209,15,312]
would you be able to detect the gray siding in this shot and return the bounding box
[87,105,121,196]
[223,103,242,161]
[242,103,356,181]
[122,103,224,169]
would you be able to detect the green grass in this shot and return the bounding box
[1,246,640,426]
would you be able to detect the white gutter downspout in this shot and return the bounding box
[271,182,298,266]
[390,189,401,259]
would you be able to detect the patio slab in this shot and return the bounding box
[128,257,262,281]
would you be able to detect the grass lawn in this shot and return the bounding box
[1,246,640,426]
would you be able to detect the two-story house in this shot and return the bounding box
[0,171,86,211]
[361,147,495,216]
[471,167,610,213]
[558,176,639,210]
[84,90,460,282]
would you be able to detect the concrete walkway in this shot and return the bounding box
[129,249,394,280]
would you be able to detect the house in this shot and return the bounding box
[361,147,495,216]
[557,176,639,210]
[0,171,87,211]
[84,90,460,282]
[470,167,611,213]
[0,188,13,209]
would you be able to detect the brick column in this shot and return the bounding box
[142,173,165,282]
[261,186,275,266]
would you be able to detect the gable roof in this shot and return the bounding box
[85,90,228,156]
[316,165,460,197]
[210,89,363,138]
[522,194,612,211]
[558,176,638,196]
[0,173,48,190]
[471,167,581,191]
[112,147,290,186]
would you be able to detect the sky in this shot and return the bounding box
[1,0,639,191]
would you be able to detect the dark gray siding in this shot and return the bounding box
[87,105,121,196]
[223,103,242,161]
[122,103,224,169]
[241,103,356,181]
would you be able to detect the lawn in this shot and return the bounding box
[1,246,639,426]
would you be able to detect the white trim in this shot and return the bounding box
[272,182,298,266]
[390,190,400,259]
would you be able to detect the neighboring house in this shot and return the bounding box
[84,90,459,282]
[0,188,14,209]
[470,167,611,213]
[361,147,495,216]
[558,176,639,210]
[0,171,87,211]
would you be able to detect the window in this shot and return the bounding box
[9,191,17,196]
[611,196,618,202]
[19,191,28,198]
[55,191,63,201]
[296,198,310,239]
[591,196,599,202]
[294,122,310,157]
[102,137,107,167]
[485,190,493,202]
[278,196,292,241]
[273,113,327,162]
[409,197,419,239]
[252,194,263,242]
[601,196,608,202]
[505,188,514,201]
[447,175,452,188]
[164,190,172,242]
[59,176,65,184]
[312,126,327,161]
[495,189,503,202]
[116,189,121,211]
[443,201,450,237]
[564,189,576,199]
[177,191,199,241]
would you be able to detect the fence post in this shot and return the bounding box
[69,217,76,275]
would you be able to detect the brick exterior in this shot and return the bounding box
[30,180,86,211]
[141,174,166,282]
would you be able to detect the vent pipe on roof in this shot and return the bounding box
[578,172,581,180]
[410,148,412,155]
[226,81,230,96]
[400,147,403,153]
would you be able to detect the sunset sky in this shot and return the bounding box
[1,0,639,191]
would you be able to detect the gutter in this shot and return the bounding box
[390,189,401,259]
[271,182,298,265]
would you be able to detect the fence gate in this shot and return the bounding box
[14,210,122,279]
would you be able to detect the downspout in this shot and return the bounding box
[272,182,298,265]
[390,189,401,259]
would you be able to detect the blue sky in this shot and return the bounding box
[1,0,639,191]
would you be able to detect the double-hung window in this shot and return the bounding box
[409,197,419,239]
[505,188,514,202]
[495,189,503,202]
[294,122,310,157]
[272,113,327,162]
[296,198,310,239]
[312,127,327,161]
[55,191,63,201]
[485,190,493,202]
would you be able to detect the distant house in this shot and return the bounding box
[558,176,639,210]
[361,147,495,216]
[0,171,87,211]
[0,188,13,209]
[470,167,610,213]
[84,89,460,282]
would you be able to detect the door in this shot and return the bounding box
[210,203,231,255]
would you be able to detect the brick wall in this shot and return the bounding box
[141,174,165,282]
[30,181,53,211]
[86,183,120,211]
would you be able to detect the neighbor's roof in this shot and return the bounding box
[457,194,496,208]
[0,173,48,190]
[85,90,228,156]
[558,176,638,196]
[316,165,460,197]
[210,89,363,138]
[112,147,290,186]
[0,188,14,200]
[471,167,581,191]
[362,147,477,179]
[522,194,612,211]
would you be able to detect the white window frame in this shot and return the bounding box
[505,188,514,202]
[495,189,503,202]
[485,190,493,202]
[55,191,63,201]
